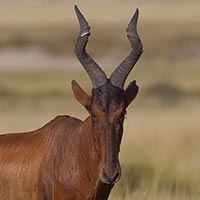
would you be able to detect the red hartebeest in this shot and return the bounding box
[0,5,143,200]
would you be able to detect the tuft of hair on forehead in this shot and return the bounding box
[91,82,125,111]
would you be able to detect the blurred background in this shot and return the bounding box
[0,0,200,199]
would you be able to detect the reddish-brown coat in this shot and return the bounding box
[0,5,142,199]
[0,116,112,199]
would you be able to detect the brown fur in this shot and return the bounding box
[0,5,142,198]
[0,79,138,200]
[0,115,113,199]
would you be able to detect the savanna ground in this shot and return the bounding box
[0,0,200,199]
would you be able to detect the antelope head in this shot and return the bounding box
[72,5,143,185]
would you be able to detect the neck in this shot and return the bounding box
[71,116,99,194]
[79,116,113,199]
[79,116,99,173]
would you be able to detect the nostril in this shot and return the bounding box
[113,171,120,181]
[101,170,121,184]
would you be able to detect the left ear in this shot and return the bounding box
[124,80,139,107]
[71,80,91,109]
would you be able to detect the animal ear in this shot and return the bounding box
[71,80,91,109]
[124,80,139,107]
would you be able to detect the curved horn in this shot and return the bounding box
[74,5,107,89]
[110,8,143,89]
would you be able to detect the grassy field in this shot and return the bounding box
[0,69,199,199]
[0,0,200,199]
[0,0,200,57]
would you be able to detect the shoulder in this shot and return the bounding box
[54,115,82,124]
[43,115,83,130]
[38,115,82,131]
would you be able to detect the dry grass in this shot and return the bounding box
[0,1,200,199]
[0,69,199,199]
[0,0,200,58]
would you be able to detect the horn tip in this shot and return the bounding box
[133,8,139,20]
[74,5,83,18]
[74,4,78,11]
[128,7,140,28]
[74,4,77,11]
[74,4,80,15]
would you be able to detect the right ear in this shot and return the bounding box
[124,80,139,107]
[71,80,91,109]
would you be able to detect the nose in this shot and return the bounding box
[101,168,121,184]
